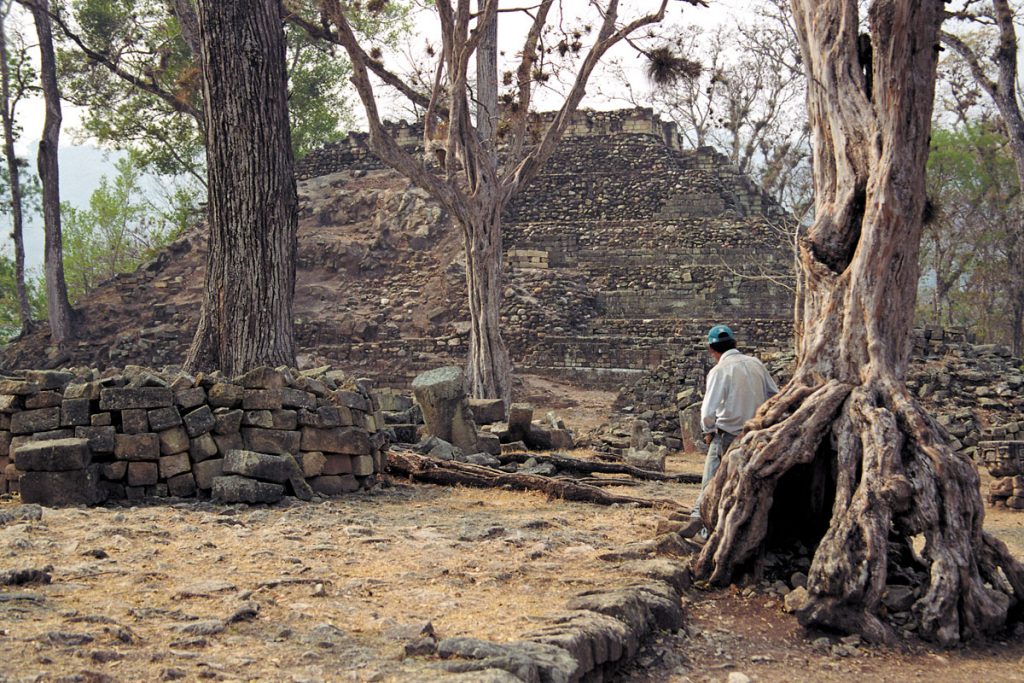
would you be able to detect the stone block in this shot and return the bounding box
[147,406,183,432]
[243,389,283,410]
[193,458,224,490]
[242,428,301,455]
[10,407,60,435]
[271,410,298,431]
[175,387,207,410]
[63,382,102,401]
[281,388,317,410]
[0,394,20,413]
[127,461,159,486]
[208,383,244,408]
[0,380,39,395]
[24,370,76,390]
[159,452,192,480]
[91,412,112,426]
[1009,495,1024,510]
[309,474,359,496]
[99,387,174,411]
[20,465,104,506]
[75,426,116,453]
[115,433,160,461]
[190,433,219,463]
[158,426,191,455]
[0,413,7,429]
[373,390,413,412]
[322,454,352,475]
[242,410,274,428]
[300,426,371,454]
[60,399,91,427]
[30,428,75,442]
[411,367,478,453]
[508,403,534,440]
[121,409,150,434]
[14,438,91,471]
[296,451,326,477]
[223,449,293,483]
[101,461,128,480]
[183,406,216,437]
[167,472,197,497]
[214,409,244,434]
[25,391,62,409]
[469,399,506,425]
[475,432,501,456]
[352,455,374,477]
[334,390,370,412]
[0,431,11,456]
[212,475,284,504]
[212,432,244,455]
[238,366,286,390]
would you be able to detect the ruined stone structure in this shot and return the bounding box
[295,108,796,390]
[0,367,384,503]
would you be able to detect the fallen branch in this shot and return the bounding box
[387,451,685,510]
[499,452,701,483]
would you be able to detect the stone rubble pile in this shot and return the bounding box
[379,366,576,466]
[0,365,385,506]
[608,328,1024,465]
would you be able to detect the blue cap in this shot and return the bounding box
[707,325,735,344]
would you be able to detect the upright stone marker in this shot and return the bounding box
[411,366,479,454]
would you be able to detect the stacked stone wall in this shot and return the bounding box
[0,367,385,505]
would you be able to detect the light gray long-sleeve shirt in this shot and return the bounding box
[700,349,779,436]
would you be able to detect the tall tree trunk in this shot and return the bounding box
[693,0,1024,646]
[25,0,73,345]
[184,0,296,376]
[463,202,511,403]
[475,1,497,155]
[0,4,31,336]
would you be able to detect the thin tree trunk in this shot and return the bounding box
[26,0,72,345]
[693,0,1024,646]
[463,203,511,404]
[0,4,30,336]
[184,0,296,376]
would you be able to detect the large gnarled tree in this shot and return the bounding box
[293,0,701,404]
[184,0,297,375]
[693,0,1024,646]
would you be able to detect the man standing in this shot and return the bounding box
[691,324,778,535]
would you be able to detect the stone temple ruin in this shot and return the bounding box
[1,107,1023,506]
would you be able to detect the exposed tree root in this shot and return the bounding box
[692,376,1024,646]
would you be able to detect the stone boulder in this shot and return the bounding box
[411,366,478,454]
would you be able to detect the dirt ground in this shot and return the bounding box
[1,386,1023,682]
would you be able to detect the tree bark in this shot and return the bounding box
[24,0,73,345]
[693,0,1024,646]
[0,4,31,336]
[184,0,296,376]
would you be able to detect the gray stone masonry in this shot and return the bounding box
[0,365,383,504]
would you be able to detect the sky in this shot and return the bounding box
[2,0,752,271]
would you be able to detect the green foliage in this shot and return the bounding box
[60,152,197,304]
[919,122,1023,345]
[58,0,204,179]
[0,251,45,343]
[58,0,414,174]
